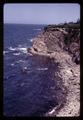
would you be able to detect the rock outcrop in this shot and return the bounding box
[27,25,80,116]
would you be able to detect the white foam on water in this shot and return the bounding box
[34,29,41,31]
[8,46,16,51]
[48,109,55,115]
[8,46,27,54]
[17,47,27,53]
[23,67,27,70]
[3,51,9,55]
[11,63,15,66]
[36,68,48,71]
[13,53,21,56]
[30,39,33,42]
[16,60,25,63]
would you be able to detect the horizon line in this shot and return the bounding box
[4,23,49,25]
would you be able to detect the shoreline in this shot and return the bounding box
[27,25,80,116]
[28,48,80,116]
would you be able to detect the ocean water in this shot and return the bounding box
[3,24,62,116]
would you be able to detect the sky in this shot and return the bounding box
[4,3,80,25]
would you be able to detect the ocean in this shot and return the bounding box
[3,24,60,116]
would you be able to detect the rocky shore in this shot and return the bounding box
[27,25,80,116]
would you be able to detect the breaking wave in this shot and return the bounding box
[36,68,48,71]
[30,39,33,42]
[33,28,41,31]
[8,46,27,54]
[13,53,21,56]
[3,51,9,55]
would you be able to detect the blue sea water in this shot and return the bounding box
[3,24,61,116]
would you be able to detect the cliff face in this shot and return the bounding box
[29,26,80,64]
[28,25,80,116]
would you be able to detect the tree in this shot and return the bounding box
[76,18,80,23]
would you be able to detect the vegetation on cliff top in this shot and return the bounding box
[43,20,80,65]
[44,19,80,30]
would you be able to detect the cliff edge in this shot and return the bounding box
[28,25,80,116]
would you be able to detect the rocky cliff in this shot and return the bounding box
[28,25,80,116]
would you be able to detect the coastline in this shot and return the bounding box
[27,25,80,116]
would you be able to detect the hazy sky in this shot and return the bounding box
[4,3,80,24]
